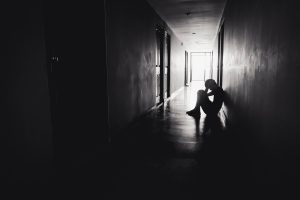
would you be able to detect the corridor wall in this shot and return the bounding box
[106,0,186,136]
[216,0,300,184]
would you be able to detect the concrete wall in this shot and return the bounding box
[106,0,186,136]
[218,0,300,183]
[2,1,53,184]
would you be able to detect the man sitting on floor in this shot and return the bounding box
[186,79,224,117]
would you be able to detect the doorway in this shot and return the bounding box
[155,26,171,104]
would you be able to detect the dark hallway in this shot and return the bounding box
[52,82,252,198]
[3,0,300,198]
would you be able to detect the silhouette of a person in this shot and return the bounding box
[186,79,224,117]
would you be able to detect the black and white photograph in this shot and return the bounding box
[2,0,300,198]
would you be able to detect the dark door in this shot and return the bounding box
[44,0,70,162]
[217,22,224,87]
[165,34,171,98]
[44,1,108,166]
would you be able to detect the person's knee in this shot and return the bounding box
[197,90,206,96]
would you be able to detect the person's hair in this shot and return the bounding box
[205,79,217,88]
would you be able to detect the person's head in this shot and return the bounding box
[205,79,218,90]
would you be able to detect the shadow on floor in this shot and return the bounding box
[109,105,254,198]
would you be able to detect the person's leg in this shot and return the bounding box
[195,90,208,108]
[186,90,209,116]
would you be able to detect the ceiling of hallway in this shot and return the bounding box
[147,0,227,51]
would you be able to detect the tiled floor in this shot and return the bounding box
[110,81,252,198]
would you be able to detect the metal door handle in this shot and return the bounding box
[50,56,59,63]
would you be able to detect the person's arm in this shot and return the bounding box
[206,89,214,96]
[204,87,208,93]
